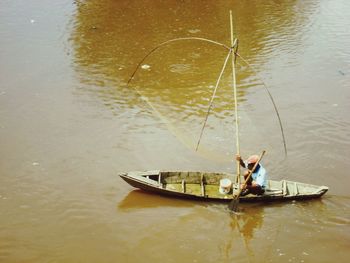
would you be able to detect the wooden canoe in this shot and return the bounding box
[119,170,328,202]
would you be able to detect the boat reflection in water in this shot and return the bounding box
[118,190,196,210]
[118,189,267,261]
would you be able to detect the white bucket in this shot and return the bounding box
[219,178,232,194]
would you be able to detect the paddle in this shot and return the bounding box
[229,150,266,212]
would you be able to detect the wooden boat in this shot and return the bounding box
[119,170,328,202]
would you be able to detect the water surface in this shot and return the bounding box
[1,0,350,262]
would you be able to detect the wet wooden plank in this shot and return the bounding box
[294,182,299,195]
[200,174,205,196]
[282,180,288,196]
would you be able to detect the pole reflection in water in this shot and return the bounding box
[221,205,265,262]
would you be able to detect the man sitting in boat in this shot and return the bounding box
[235,154,268,196]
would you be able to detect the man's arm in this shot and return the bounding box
[235,154,246,168]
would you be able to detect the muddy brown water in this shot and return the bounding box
[1,0,350,262]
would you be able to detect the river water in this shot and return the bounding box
[1,0,350,262]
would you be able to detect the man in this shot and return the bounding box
[235,154,268,196]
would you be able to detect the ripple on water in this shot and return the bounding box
[291,113,350,156]
[169,63,193,74]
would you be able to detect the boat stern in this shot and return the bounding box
[118,170,162,190]
[313,185,329,196]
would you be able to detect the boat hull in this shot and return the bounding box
[119,170,328,202]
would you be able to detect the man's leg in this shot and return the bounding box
[243,171,265,196]
[243,171,252,185]
[241,171,252,196]
[247,185,265,195]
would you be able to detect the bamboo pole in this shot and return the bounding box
[195,49,232,151]
[235,52,287,157]
[127,37,230,86]
[230,11,241,185]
